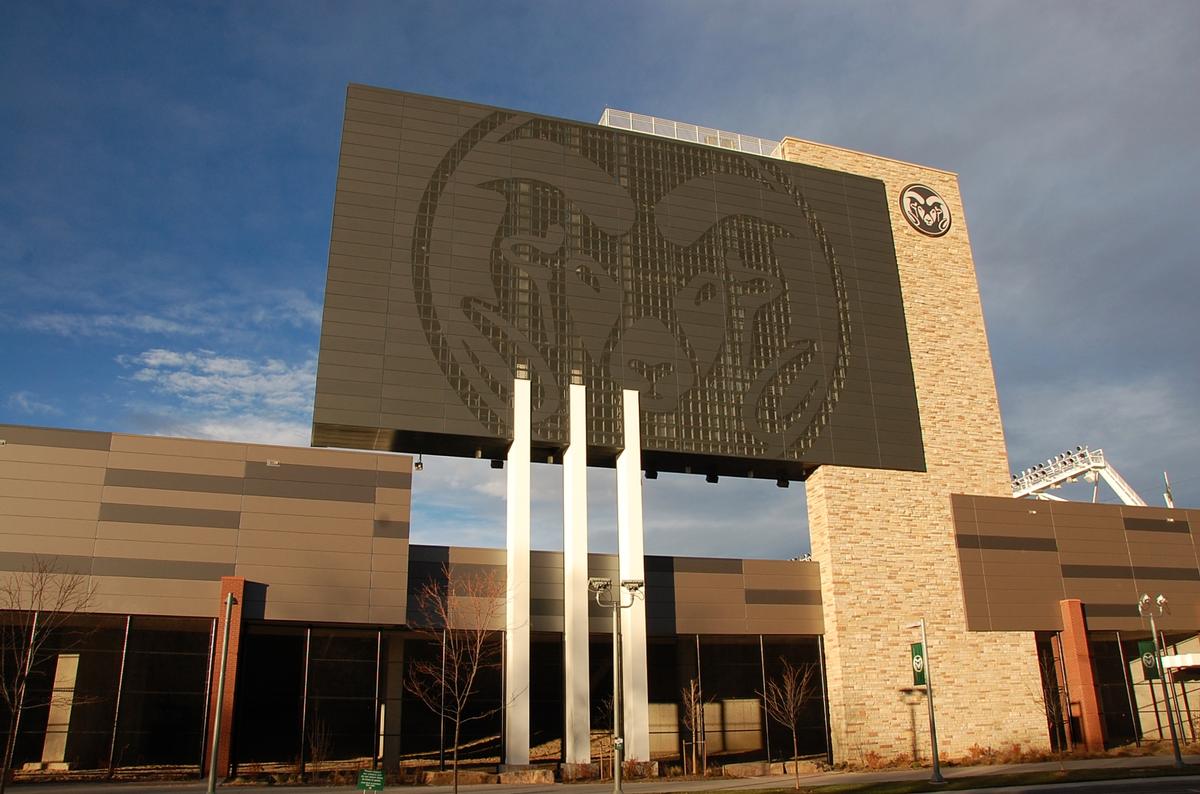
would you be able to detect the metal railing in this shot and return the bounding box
[598,108,781,158]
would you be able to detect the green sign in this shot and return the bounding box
[911,642,926,686]
[1137,640,1160,680]
[357,769,385,791]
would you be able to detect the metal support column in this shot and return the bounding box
[1115,630,1141,745]
[199,617,217,773]
[372,629,382,769]
[107,615,132,776]
[563,378,591,764]
[504,373,531,766]
[615,388,649,762]
[817,636,833,767]
[299,627,311,775]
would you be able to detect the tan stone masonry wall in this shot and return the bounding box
[779,139,1049,761]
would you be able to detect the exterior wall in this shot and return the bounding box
[0,424,412,624]
[406,544,823,636]
[953,495,1200,631]
[779,139,1049,761]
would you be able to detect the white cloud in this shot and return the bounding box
[148,414,311,447]
[6,391,61,416]
[118,348,315,413]
[20,288,323,341]
[24,312,196,337]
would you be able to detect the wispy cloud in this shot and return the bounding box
[21,288,323,342]
[117,348,315,413]
[6,391,61,416]
[24,312,197,337]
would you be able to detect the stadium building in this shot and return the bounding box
[1,84,1198,778]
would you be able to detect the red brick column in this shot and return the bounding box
[1058,599,1105,751]
[205,576,245,778]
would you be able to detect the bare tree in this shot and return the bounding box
[680,677,708,775]
[0,557,96,794]
[1028,650,1070,757]
[760,658,818,790]
[405,565,505,794]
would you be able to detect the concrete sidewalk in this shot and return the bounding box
[12,753,1200,794]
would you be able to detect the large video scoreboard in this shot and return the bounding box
[313,86,924,479]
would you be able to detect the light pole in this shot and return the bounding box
[589,577,645,794]
[1138,594,1185,768]
[903,618,944,785]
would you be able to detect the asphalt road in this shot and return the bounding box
[11,757,1200,794]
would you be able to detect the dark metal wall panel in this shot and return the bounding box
[313,85,925,479]
[952,494,1200,632]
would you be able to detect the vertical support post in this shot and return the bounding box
[207,594,234,794]
[199,617,217,773]
[107,615,132,776]
[1058,599,1105,751]
[372,629,382,770]
[381,636,405,769]
[505,373,531,766]
[817,636,833,767]
[1164,632,1193,742]
[612,598,623,794]
[205,577,245,783]
[1148,619,1184,767]
[299,627,311,775]
[758,635,770,764]
[563,379,591,764]
[615,389,649,762]
[918,619,944,784]
[1115,631,1141,746]
[1053,632,1076,749]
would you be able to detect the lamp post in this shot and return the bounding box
[1138,594,1185,768]
[903,618,944,784]
[589,577,645,794]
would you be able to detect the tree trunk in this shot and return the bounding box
[451,719,460,794]
[791,730,800,789]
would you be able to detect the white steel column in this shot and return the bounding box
[616,388,650,761]
[563,381,591,764]
[505,375,531,766]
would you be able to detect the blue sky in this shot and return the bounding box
[2,1,1198,558]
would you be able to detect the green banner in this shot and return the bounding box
[911,642,926,686]
[357,769,385,791]
[1137,640,1160,680]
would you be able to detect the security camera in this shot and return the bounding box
[622,579,645,593]
[588,578,612,592]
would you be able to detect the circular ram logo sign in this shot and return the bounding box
[899,184,951,237]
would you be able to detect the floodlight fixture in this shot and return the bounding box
[588,577,613,593]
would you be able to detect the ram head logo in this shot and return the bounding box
[900,184,951,237]
[410,111,850,459]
